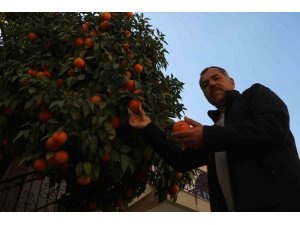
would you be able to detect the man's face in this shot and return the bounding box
[200,68,235,109]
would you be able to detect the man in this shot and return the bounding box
[129,66,300,212]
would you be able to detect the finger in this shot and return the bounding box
[139,105,146,116]
[184,116,201,127]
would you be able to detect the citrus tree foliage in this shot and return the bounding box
[0,12,198,211]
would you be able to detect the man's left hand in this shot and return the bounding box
[172,117,204,149]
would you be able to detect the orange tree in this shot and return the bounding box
[0,12,199,211]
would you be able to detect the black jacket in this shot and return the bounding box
[141,83,300,211]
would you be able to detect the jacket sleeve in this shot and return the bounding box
[141,122,207,172]
[203,83,290,152]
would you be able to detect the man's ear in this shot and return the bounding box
[230,77,235,89]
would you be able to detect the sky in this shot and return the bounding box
[144,13,300,155]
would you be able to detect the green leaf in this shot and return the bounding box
[46,152,55,160]
[83,102,91,118]
[104,121,116,140]
[77,74,85,80]
[120,145,132,153]
[75,162,83,176]
[121,154,130,174]
[70,106,81,121]
[83,162,92,175]
[13,130,24,143]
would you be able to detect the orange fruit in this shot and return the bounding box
[102,153,110,162]
[111,116,120,129]
[172,121,191,133]
[26,69,37,76]
[91,95,102,104]
[74,37,84,47]
[126,71,132,78]
[33,159,47,172]
[134,63,143,73]
[39,110,52,122]
[90,31,97,37]
[36,71,45,78]
[126,80,135,92]
[52,131,68,146]
[82,22,90,32]
[170,184,180,194]
[128,51,135,59]
[126,12,134,18]
[74,58,85,69]
[44,71,52,79]
[175,172,183,178]
[124,31,131,38]
[129,99,141,113]
[133,89,142,95]
[46,137,60,151]
[84,38,93,47]
[57,79,64,88]
[67,69,75,77]
[101,12,112,21]
[89,202,97,210]
[99,21,110,32]
[122,42,130,50]
[27,32,37,41]
[54,150,69,164]
[77,176,91,185]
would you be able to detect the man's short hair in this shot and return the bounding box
[199,66,229,88]
[200,66,229,77]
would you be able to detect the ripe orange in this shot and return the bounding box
[46,137,60,151]
[129,99,142,113]
[77,176,91,185]
[124,31,131,38]
[102,153,110,162]
[26,69,37,76]
[89,31,97,37]
[122,42,130,50]
[175,172,183,178]
[91,95,102,104]
[126,71,132,78]
[54,150,69,164]
[172,121,191,133]
[57,79,64,88]
[39,110,52,122]
[126,12,134,18]
[74,58,85,69]
[133,89,142,95]
[99,21,110,32]
[82,22,90,32]
[170,183,180,194]
[67,69,75,77]
[89,202,97,210]
[128,51,135,59]
[111,116,120,129]
[101,12,112,21]
[36,71,45,78]
[126,80,135,92]
[74,37,84,47]
[27,32,37,41]
[52,131,68,146]
[134,63,143,73]
[33,159,47,172]
[84,38,93,47]
[44,71,52,79]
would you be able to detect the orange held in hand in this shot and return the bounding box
[172,121,191,133]
[129,99,141,113]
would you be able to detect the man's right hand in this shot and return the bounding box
[129,105,151,129]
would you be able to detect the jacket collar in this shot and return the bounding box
[207,90,240,123]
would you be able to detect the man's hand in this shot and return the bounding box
[129,106,151,129]
[172,116,204,149]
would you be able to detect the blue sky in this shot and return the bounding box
[144,13,300,155]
